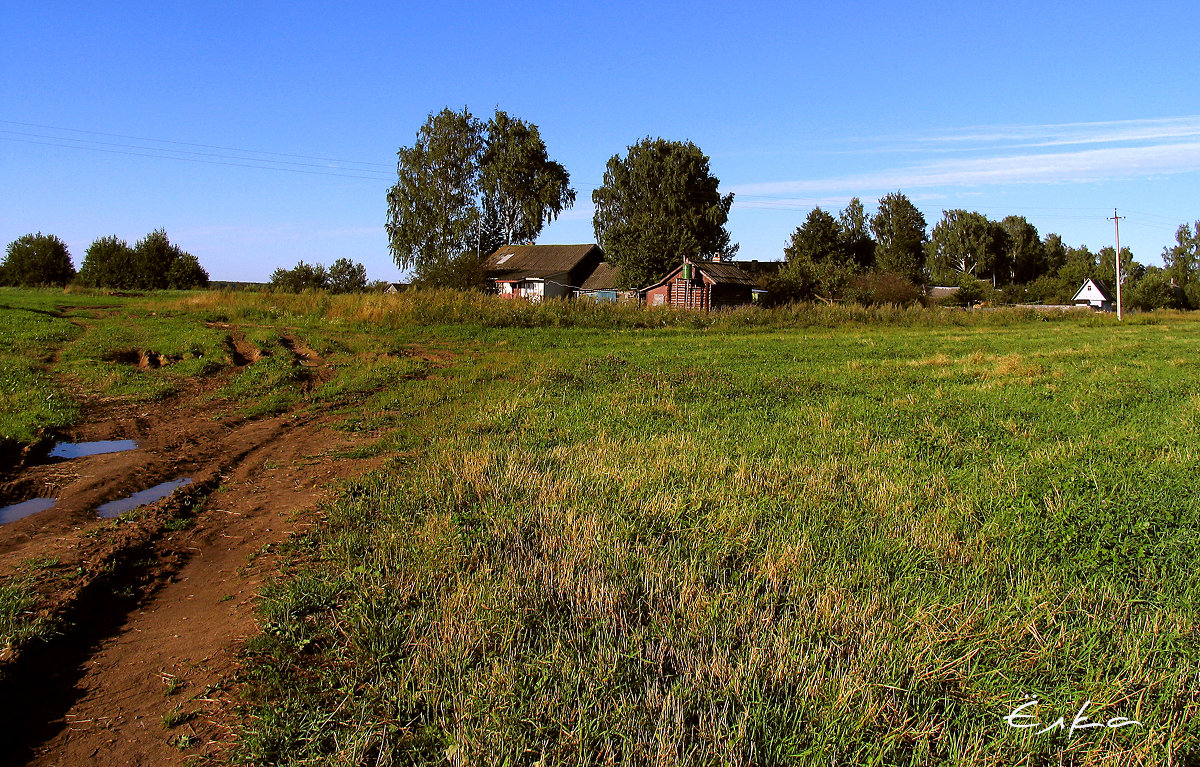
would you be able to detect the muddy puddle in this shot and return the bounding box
[96,479,191,519]
[48,440,139,459]
[0,497,57,524]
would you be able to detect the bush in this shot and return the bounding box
[2,233,75,286]
[847,271,921,306]
[1127,269,1184,311]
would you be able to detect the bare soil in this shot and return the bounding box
[0,331,385,766]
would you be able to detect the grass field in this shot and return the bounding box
[2,288,1198,764]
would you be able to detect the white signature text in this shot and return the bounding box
[1004,699,1142,736]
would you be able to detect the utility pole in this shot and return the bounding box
[1110,209,1125,320]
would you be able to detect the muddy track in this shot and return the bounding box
[0,321,386,766]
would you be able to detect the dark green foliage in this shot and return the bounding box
[270,261,329,293]
[759,261,815,306]
[78,229,206,289]
[387,107,483,285]
[869,192,927,284]
[1127,267,1184,310]
[838,197,876,269]
[592,137,736,289]
[386,107,574,288]
[846,271,921,306]
[166,252,209,289]
[1163,221,1199,299]
[785,207,842,266]
[1054,244,1096,289]
[481,110,576,247]
[938,275,1000,306]
[1096,246,1139,293]
[326,258,368,294]
[1000,215,1044,283]
[782,207,858,302]
[269,258,369,294]
[2,233,75,286]
[78,235,135,288]
[1041,233,1069,276]
[1023,274,1074,305]
[926,210,1006,285]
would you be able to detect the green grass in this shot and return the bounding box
[0,576,46,657]
[229,311,1200,765]
[2,288,1198,764]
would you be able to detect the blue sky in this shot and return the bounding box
[3,1,1199,282]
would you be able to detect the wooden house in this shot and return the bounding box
[1072,278,1115,311]
[576,262,638,303]
[483,244,604,301]
[642,260,759,310]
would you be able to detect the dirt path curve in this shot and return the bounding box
[0,322,388,766]
[27,416,377,766]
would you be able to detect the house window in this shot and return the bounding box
[496,253,514,265]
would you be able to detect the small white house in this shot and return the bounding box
[1072,278,1115,311]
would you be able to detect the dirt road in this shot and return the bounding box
[0,329,382,766]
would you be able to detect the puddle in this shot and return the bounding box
[96,479,192,519]
[0,497,57,524]
[49,439,139,459]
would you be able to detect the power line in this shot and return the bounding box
[0,119,394,169]
[0,135,395,182]
[0,130,396,178]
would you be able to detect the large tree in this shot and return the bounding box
[838,197,876,269]
[78,235,135,288]
[592,137,736,289]
[2,233,75,286]
[1163,221,1199,290]
[1001,215,1044,284]
[785,207,842,266]
[386,107,574,289]
[869,192,927,284]
[783,207,857,302]
[327,257,368,293]
[926,210,1005,284]
[129,229,206,289]
[480,111,576,248]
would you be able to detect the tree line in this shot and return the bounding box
[776,198,1200,310]
[1,230,209,289]
[389,106,1200,310]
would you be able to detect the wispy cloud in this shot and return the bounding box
[910,116,1200,150]
[732,117,1200,203]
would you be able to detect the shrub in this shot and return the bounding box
[847,271,921,306]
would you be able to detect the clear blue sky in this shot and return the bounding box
[3,1,1199,282]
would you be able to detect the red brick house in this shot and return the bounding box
[642,260,759,310]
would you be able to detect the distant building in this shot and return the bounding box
[1072,278,1115,311]
[384,282,408,294]
[483,244,604,301]
[642,260,759,310]
[576,262,638,303]
[926,285,961,303]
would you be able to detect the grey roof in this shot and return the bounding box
[696,262,760,286]
[1074,277,1115,301]
[484,244,602,280]
[643,261,760,291]
[927,285,961,299]
[580,262,621,291]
